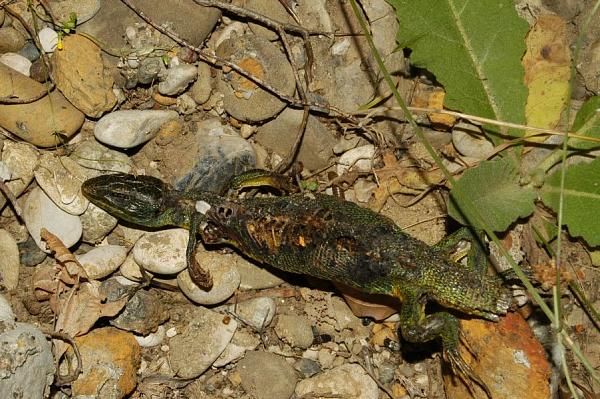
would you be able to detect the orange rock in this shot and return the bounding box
[443,312,551,399]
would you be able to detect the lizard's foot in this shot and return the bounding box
[188,254,213,290]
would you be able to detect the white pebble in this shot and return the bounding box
[133,228,189,274]
[134,325,165,347]
[94,110,179,149]
[158,64,197,96]
[0,293,15,323]
[38,27,58,53]
[76,245,128,279]
[0,53,31,76]
[0,230,19,290]
[337,145,375,175]
[23,187,82,253]
[166,327,177,338]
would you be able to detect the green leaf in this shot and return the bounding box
[540,157,600,246]
[388,0,528,143]
[569,96,600,150]
[448,159,536,231]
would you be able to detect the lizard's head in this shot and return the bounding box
[82,173,174,228]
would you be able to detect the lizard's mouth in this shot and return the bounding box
[82,173,170,226]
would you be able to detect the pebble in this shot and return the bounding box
[133,228,188,275]
[331,296,361,331]
[0,64,84,147]
[274,314,314,349]
[294,357,321,378]
[0,293,15,322]
[168,306,237,378]
[47,0,101,24]
[0,321,54,398]
[255,107,337,170]
[137,57,165,85]
[175,93,197,114]
[29,58,49,82]
[23,187,83,253]
[52,34,117,117]
[295,363,379,399]
[71,138,134,175]
[110,289,169,335]
[17,235,47,267]
[0,141,39,211]
[213,329,260,367]
[34,153,90,215]
[337,145,376,175]
[0,52,31,76]
[216,34,295,122]
[134,325,166,347]
[80,202,119,244]
[227,297,276,330]
[0,229,19,290]
[158,63,197,96]
[173,118,256,193]
[236,255,285,290]
[237,351,297,399]
[76,245,128,279]
[119,253,144,282]
[0,26,26,53]
[245,0,293,41]
[177,249,241,305]
[353,179,378,203]
[452,122,494,159]
[190,61,213,104]
[71,327,140,399]
[94,109,179,149]
[38,27,58,53]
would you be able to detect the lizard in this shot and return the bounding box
[81,170,511,397]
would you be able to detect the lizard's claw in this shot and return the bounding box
[188,253,213,290]
[444,347,492,399]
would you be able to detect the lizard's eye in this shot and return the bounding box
[216,206,234,219]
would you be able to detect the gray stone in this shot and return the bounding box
[452,122,494,159]
[213,329,260,367]
[255,107,337,170]
[238,351,297,399]
[236,257,285,290]
[23,187,82,253]
[0,229,19,290]
[0,322,54,398]
[168,306,237,378]
[158,63,197,95]
[216,34,295,122]
[76,245,128,279]
[18,41,41,62]
[227,297,276,331]
[177,247,241,305]
[190,61,213,104]
[94,110,179,149]
[71,138,133,176]
[80,202,118,244]
[295,363,379,399]
[110,289,169,335]
[274,314,314,349]
[17,236,46,267]
[137,57,165,85]
[133,228,188,275]
[294,357,321,378]
[0,141,38,211]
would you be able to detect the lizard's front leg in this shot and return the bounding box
[398,291,492,398]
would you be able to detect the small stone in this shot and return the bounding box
[337,145,375,175]
[34,153,90,215]
[166,327,177,338]
[216,34,295,122]
[168,306,237,378]
[119,254,144,282]
[110,289,169,335]
[190,61,213,104]
[52,34,117,117]
[452,122,494,159]
[0,229,19,290]
[94,110,179,149]
[71,327,140,399]
[137,57,165,85]
[176,93,197,114]
[0,65,84,147]
[80,202,119,244]
[238,351,297,399]
[38,27,58,53]
[0,293,15,322]
[18,41,41,62]
[134,325,165,348]
[236,256,285,290]
[213,329,260,367]
[274,314,314,349]
[0,52,31,76]
[72,138,133,175]
[177,249,241,305]
[353,179,377,203]
[158,63,197,95]
[0,322,54,398]
[17,235,46,267]
[255,107,337,170]
[133,228,189,275]
[47,0,101,24]
[295,363,379,399]
[227,297,276,330]
[76,245,128,279]
[0,27,26,53]
[0,141,39,212]
[294,357,321,378]
[331,296,360,331]
[29,58,50,82]
[23,187,82,253]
